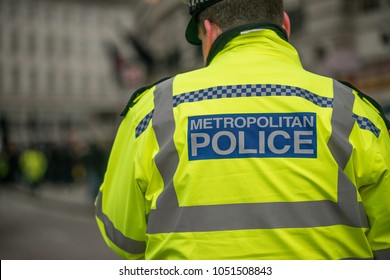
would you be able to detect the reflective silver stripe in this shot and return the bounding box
[334,169,369,228]
[152,78,179,208]
[95,191,146,254]
[373,248,390,260]
[148,80,368,234]
[331,80,368,227]
[147,201,367,234]
[328,81,355,170]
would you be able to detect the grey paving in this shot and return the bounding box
[0,184,120,260]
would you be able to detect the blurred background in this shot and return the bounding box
[0,0,389,260]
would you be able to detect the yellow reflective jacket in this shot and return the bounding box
[96,26,390,260]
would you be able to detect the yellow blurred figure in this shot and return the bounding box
[19,148,48,192]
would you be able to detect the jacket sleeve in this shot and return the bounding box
[353,97,390,260]
[363,129,390,260]
[95,102,150,260]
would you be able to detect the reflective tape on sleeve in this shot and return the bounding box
[330,81,369,227]
[152,78,179,208]
[95,191,146,254]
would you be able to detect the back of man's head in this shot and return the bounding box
[198,0,284,32]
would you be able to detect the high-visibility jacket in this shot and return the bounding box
[96,25,390,260]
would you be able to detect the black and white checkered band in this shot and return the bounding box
[135,84,333,138]
[173,84,334,108]
[353,113,381,138]
[188,0,222,15]
[135,110,154,138]
[134,84,381,139]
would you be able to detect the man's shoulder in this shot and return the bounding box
[338,80,390,130]
[120,77,172,117]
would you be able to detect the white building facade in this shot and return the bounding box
[0,0,135,146]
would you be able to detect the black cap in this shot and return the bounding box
[185,0,224,45]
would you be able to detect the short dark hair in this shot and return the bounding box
[198,0,284,32]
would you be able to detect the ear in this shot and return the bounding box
[200,19,222,64]
[282,12,291,38]
[204,19,222,46]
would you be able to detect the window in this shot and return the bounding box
[0,64,3,94]
[99,74,108,96]
[28,32,37,56]
[64,71,72,95]
[45,1,53,21]
[47,69,56,95]
[29,68,38,95]
[62,3,71,23]
[79,40,87,57]
[82,73,90,95]
[27,0,36,19]
[0,26,3,53]
[360,0,381,11]
[6,0,19,19]
[10,28,19,54]
[63,36,71,57]
[12,64,20,94]
[46,33,54,57]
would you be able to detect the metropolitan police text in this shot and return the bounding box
[188,113,318,160]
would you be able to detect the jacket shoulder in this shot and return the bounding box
[120,77,172,117]
[339,80,390,130]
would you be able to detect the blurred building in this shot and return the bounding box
[1,0,389,150]
[285,0,390,105]
[0,0,137,147]
[0,0,201,149]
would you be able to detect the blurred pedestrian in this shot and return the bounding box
[0,152,9,183]
[1,142,21,185]
[96,0,390,259]
[19,145,48,195]
[83,141,108,200]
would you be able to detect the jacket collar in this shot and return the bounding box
[206,23,289,66]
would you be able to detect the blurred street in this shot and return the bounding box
[0,184,120,260]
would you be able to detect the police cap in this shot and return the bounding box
[185,0,224,45]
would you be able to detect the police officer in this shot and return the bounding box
[96,0,390,259]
